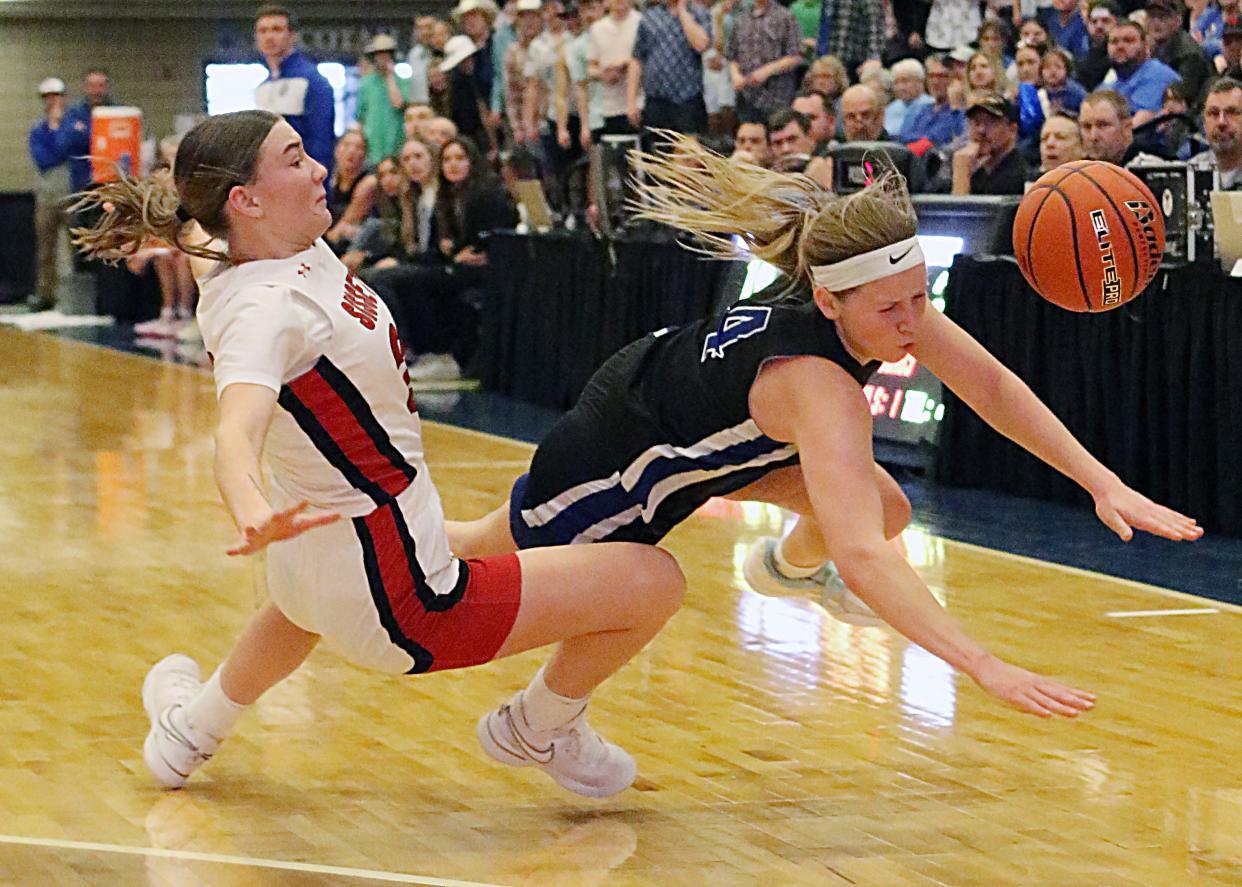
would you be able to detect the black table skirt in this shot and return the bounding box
[935,255,1242,536]
[480,230,727,409]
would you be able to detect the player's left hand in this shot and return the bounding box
[227,501,341,556]
[1093,482,1204,542]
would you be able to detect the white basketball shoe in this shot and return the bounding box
[477,696,638,798]
[141,654,217,789]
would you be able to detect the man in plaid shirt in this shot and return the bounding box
[627,0,713,136]
[727,0,804,123]
[816,0,884,81]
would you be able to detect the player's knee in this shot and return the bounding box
[635,546,686,622]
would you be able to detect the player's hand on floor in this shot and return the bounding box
[227,501,340,556]
[1093,482,1203,542]
[971,655,1096,718]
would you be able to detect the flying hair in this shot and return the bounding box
[628,131,918,295]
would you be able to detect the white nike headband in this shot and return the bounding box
[809,236,924,292]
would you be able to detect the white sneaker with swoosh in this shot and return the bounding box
[477,696,637,798]
[141,654,218,789]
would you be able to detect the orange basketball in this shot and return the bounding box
[1012,160,1165,312]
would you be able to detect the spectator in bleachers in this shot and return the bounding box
[1147,0,1212,109]
[1020,17,1052,50]
[1036,110,1086,172]
[58,68,114,197]
[1076,0,1120,89]
[727,0,802,123]
[1190,0,1224,59]
[1013,41,1045,90]
[967,50,1011,96]
[559,0,605,151]
[952,93,1030,193]
[628,0,712,138]
[504,0,545,146]
[765,108,833,184]
[28,77,69,312]
[589,0,643,138]
[341,155,407,273]
[792,90,836,153]
[1191,76,1242,185]
[357,35,412,167]
[886,59,934,137]
[815,0,884,75]
[1038,46,1088,114]
[804,55,849,112]
[407,16,439,105]
[427,115,460,147]
[1104,19,1182,123]
[1039,0,1091,54]
[977,21,1013,70]
[325,131,378,250]
[839,83,888,141]
[789,0,820,51]
[253,5,335,176]
[404,103,435,141]
[1154,81,1209,157]
[1079,87,1139,163]
[730,119,770,164]
[703,0,738,137]
[441,33,496,154]
[900,54,966,146]
[1214,18,1242,80]
[452,0,502,139]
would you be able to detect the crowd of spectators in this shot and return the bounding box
[27,0,1242,378]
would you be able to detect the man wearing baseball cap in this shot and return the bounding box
[357,34,412,165]
[952,94,1029,195]
[27,77,70,312]
[1146,0,1212,111]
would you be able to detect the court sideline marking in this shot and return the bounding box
[0,834,504,887]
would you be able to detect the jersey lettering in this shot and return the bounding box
[389,323,416,413]
[701,306,772,362]
[341,272,380,330]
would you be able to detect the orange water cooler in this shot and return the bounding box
[90,106,143,183]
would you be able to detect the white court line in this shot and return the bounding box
[0,834,503,887]
[940,537,1242,615]
[1105,607,1221,618]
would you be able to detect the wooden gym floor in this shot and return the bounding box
[1,327,1240,886]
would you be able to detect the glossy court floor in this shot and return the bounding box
[2,326,1240,887]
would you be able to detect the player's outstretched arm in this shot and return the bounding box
[913,309,1202,543]
[751,357,1096,718]
[215,382,339,557]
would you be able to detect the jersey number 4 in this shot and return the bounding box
[701,306,771,362]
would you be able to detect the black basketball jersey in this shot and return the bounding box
[511,285,881,548]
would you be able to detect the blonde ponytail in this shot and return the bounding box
[629,131,918,293]
[70,168,229,264]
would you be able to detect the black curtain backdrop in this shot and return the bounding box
[935,255,1242,536]
[480,230,727,409]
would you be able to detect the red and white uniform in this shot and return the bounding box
[198,240,520,674]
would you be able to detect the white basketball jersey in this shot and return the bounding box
[198,240,459,594]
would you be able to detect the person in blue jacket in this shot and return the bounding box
[28,77,71,310]
[56,68,113,196]
[253,4,337,177]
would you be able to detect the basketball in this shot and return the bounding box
[1013,160,1165,312]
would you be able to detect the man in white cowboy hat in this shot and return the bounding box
[452,0,502,133]
[504,0,547,143]
[357,33,412,165]
[28,76,70,312]
[439,33,497,152]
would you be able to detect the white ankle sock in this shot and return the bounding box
[516,666,588,734]
[185,668,246,744]
[773,537,826,579]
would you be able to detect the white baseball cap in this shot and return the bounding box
[38,77,65,95]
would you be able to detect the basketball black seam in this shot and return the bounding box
[1023,185,1061,293]
[1063,163,1142,298]
[1047,183,1094,311]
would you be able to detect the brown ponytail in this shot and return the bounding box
[71,109,281,265]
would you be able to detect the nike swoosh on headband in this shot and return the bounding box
[889,246,914,264]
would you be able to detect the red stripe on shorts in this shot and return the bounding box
[363,505,523,672]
